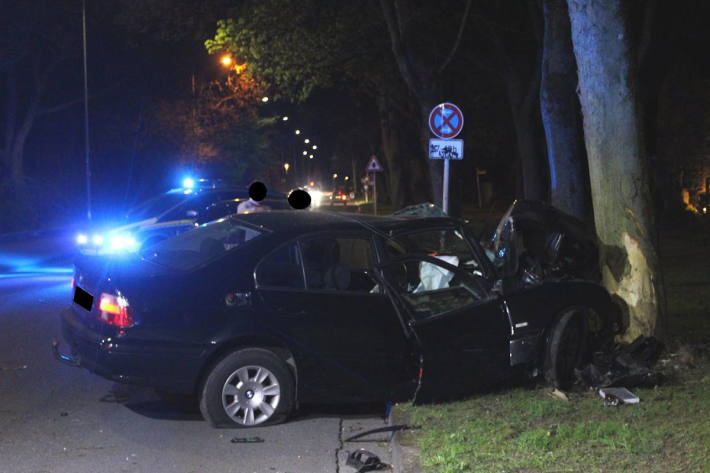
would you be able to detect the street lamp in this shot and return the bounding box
[302,151,308,155]
[309,154,314,159]
[220,55,233,67]
[304,138,310,144]
[282,116,289,121]
[312,145,317,150]
[261,96,269,102]
[284,163,290,172]
[295,129,301,135]
[333,173,338,179]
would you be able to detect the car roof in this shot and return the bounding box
[229,210,462,236]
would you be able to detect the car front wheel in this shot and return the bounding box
[199,348,294,428]
[544,309,588,390]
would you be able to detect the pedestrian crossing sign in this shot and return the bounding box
[366,155,383,172]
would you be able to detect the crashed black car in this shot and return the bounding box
[55,208,619,427]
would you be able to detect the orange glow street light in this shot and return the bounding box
[220,55,233,67]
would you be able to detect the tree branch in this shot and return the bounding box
[436,0,473,75]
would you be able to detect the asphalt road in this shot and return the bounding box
[0,235,392,473]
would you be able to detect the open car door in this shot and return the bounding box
[379,255,511,399]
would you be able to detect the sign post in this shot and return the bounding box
[428,103,464,214]
[365,155,384,215]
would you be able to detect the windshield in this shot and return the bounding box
[140,219,262,270]
[126,193,191,221]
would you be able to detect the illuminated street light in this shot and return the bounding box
[282,116,289,121]
[333,173,338,179]
[284,163,290,172]
[302,151,308,155]
[344,176,350,181]
[295,129,301,135]
[309,154,314,159]
[261,96,269,102]
[220,55,233,67]
[312,145,317,150]
[304,138,310,144]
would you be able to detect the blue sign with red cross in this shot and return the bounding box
[428,102,464,139]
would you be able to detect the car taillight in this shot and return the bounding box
[98,293,134,327]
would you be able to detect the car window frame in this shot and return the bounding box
[253,239,307,291]
[381,224,494,281]
[297,230,383,295]
[378,254,492,322]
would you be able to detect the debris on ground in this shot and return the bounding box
[598,387,640,407]
[230,436,264,444]
[576,336,664,388]
[546,389,569,401]
[346,449,389,472]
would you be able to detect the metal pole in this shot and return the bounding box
[82,0,92,221]
[372,172,377,215]
[442,158,450,214]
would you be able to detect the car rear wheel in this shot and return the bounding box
[199,348,294,428]
[544,309,588,390]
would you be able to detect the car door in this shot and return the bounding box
[379,255,511,397]
[254,235,413,402]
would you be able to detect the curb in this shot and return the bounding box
[388,409,422,473]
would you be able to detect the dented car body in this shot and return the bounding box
[55,208,619,427]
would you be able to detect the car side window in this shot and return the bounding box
[385,228,483,274]
[256,243,305,289]
[300,235,378,293]
[383,257,485,319]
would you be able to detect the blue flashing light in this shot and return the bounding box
[183,177,195,189]
[76,233,89,245]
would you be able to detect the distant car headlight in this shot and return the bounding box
[310,190,323,207]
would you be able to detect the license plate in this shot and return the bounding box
[73,286,93,311]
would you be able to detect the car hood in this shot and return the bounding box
[488,200,599,281]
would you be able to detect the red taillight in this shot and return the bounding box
[98,293,134,327]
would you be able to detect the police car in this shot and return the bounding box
[76,180,280,254]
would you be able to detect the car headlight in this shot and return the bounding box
[76,233,89,245]
[108,234,139,252]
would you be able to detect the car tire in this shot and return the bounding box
[544,309,588,390]
[199,348,294,428]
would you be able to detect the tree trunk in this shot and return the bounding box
[378,93,407,209]
[567,0,665,340]
[540,0,589,220]
[505,64,547,201]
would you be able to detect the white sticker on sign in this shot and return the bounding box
[428,138,463,160]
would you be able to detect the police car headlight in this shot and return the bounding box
[76,233,89,245]
[108,234,139,252]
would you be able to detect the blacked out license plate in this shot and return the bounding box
[73,286,93,311]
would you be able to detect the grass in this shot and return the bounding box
[392,223,710,473]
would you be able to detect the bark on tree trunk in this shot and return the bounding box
[505,64,547,201]
[541,0,589,220]
[567,0,665,340]
[378,93,407,209]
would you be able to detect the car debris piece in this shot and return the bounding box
[546,389,569,401]
[230,436,264,443]
[599,387,639,406]
[576,336,664,388]
[346,449,388,472]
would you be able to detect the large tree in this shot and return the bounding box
[540,0,589,220]
[567,0,665,339]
